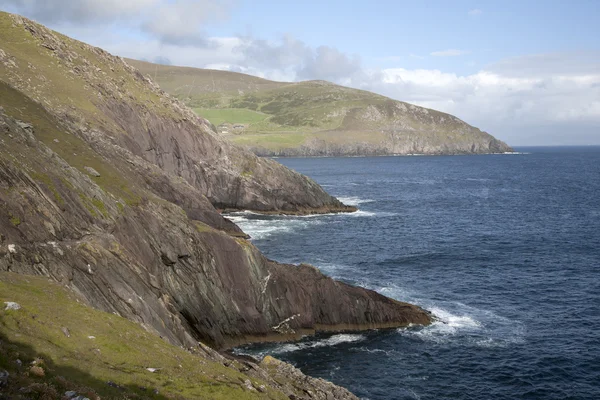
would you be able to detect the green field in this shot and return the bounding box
[194,108,269,126]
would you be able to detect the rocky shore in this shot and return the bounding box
[0,12,431,399]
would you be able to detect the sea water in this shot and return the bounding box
[232,147,600,400]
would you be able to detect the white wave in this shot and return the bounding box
[225,213,323,240]
[270,334,366,354]
[350,210,377,217]
[336,196,375,206]
[396,303,525,348]
[236,334,366,359]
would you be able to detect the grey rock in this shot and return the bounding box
[0,370,8,387]
[16,121,32,131]
[61,327,71,338]
[243,379,257,392]
[64,390,77,398]
[4,301,21,310]
[83,166,101,177]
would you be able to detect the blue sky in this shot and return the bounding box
[216,0,599,73]
[2,0,599,146]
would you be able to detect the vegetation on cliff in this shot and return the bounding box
[0,273,363,399]
[127,59,512,156]
[0,12,432,400]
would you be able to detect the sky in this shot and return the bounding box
[2,0,599,146]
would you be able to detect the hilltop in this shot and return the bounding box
[127,59,512,156]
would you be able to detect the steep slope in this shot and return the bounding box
[0,272,360,400]
[0,13,352,214]
[0,10,431,361]
[128,59,512,156]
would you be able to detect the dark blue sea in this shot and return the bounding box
[231,147,600,400]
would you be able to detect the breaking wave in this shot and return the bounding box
[336,196,375,206]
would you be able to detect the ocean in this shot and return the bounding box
[230,147,600,400]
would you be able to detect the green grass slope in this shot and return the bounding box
[127,60,512,156]
[0,273,287,400]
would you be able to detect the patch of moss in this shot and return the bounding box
[90,197,108,218]
[193,220,214,233]
[9,215,20,226]
[30,172,65,207]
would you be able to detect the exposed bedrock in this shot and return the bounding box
[0,104,430,351]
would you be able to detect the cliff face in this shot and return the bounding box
[249,100,513,157]
[0,11,430,356]
[127,60,513,157]
[0,13,352,214]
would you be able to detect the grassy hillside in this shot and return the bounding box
[0,273,287,400]
[127,59,512,156]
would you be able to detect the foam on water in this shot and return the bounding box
[336,196,375,206]
[235,334,366,359]
[225,206,392,240]
[365,283,524,348]
[275,333,366,354]
[225,212,324,240]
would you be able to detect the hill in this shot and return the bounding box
[127,59,512,156]
[0,12,431,399]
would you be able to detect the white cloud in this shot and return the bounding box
[430,49,470,57]
[356,58,600,144]
[468,9,483,16]
[5,0,233,46]
[4,0,159,23]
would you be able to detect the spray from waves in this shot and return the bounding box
[225,206,394,240]
[398,304,525,348]
[234,334,366,359]
[345,281,524,349]
[225,212,325,240]
[336,196,375,206]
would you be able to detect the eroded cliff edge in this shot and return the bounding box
[0,13,353,215]
[0,13,430,350]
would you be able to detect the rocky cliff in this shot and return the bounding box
[0,7,430,373]
[0,13,352,215]
[128,60,513,157]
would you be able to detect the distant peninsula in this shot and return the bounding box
[128,59,513,157]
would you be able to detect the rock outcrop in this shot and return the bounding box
[0,12,432,399]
